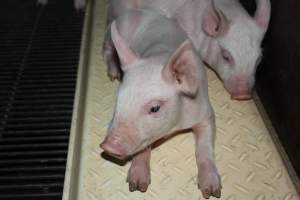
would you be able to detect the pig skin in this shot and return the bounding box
[100,9,221,199]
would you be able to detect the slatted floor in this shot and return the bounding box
[0,0,83,199]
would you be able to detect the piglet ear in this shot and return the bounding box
[110,21,138,70]
[254,0,271,31]
[162,40,199,96]
[202,0,230,37]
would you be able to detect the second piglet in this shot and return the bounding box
[100,9,221,199]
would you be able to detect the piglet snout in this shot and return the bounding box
[227,78,252,100]
[100,136,127,160]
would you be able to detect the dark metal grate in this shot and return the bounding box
[0,0,84,199]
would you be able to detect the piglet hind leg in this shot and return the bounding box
[192,116,222,199]
[126,147,151,192]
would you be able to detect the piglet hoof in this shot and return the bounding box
[197,162,222,199]
[126,162,151,192]
[107,66,122,81]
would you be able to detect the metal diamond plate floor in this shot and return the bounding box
[63,0,300,199]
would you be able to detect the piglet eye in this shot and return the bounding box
[149,105,160,113]
[223,54,230,62]
[145,100,165,116]
[221,49,234,65]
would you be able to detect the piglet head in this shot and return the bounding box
[202,0,271,100]
[100,22,200,159]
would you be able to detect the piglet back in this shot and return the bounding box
[115,9,187,58]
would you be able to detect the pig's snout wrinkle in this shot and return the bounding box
[100,136,127,160]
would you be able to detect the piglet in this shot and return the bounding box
[176,0,271,100]
[100,9,221,199]
[103,0,271,100]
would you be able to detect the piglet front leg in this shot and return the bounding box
[102,5,122,81]
[103,34,122,81]
[127,147,151,192]
[192,116,221,199]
